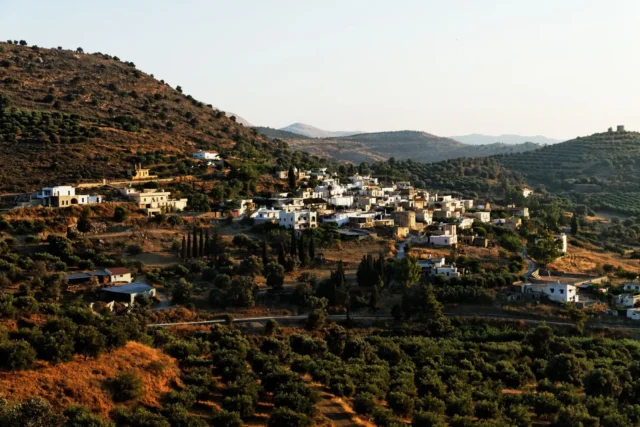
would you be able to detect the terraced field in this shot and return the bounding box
[498,130,640,188]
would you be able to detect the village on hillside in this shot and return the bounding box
[9,148,640,324]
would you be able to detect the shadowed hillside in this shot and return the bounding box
[287,130,540,164]
[497,129,640,189]
[0,42,284,193]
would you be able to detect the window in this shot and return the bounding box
[559,289,564,294]
[549,288,555,293]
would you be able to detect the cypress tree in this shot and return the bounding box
[290,228,297,258]
[369,280,382,311]
[262,240,269,266]
[181,235,187,260]
[571,213,579,235]
[210,230,219,259]
[186,233,192,259]
[204,229,210,257]
[199,228,204,257]
[287,165,296,189]
[192,228,198,259]
[298,236,305,264]
[334,260,346,290]
[278,242,286,266]
[309,237,316,262]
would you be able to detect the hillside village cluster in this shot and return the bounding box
[17,149,640,322]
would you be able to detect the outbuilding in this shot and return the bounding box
[101,283,156,305]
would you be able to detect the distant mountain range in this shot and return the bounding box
[451,134,562,145]
[283,130,541,164]
[278,123,361,138]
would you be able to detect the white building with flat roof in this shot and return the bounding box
[192,150,221,161]
[522,282,578,304]
[126,189,188,215]
[279,209,318,230]
[251,208,281,224]
[430,234,458,247]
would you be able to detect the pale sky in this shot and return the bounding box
[2,0,640,139]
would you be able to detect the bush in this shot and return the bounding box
[113,207,127,222]
[267,408,311,427]
[108,371,145,402]
[387,391,414,417]
[0,341,36,370]
[413,411,446,427]
[126,244,143,255]
[211,410,243,427]
[354,392,377,416]
[223,394,255,419]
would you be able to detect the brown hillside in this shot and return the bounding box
[0,42,277,193]
[0,341,180,417]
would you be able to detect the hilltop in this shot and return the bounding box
[254,126,312,140]
[0,42,286,193]
[496,127,640,215]
[452,133,561,145]
[280,122,360,138]
[287,130,540,164]
[497,128,640,189]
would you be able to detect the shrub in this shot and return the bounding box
[353,392,377,416]
[126,244,143,255]
[210,410,243,427]
[223,394,255,419]
[413,411,446,427]
[108,371,145,402]
[387,391,414,417]
[0,341,36,370]
[267,408,311,427]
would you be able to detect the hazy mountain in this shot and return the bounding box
[451,134,561,145]
[224,112,253,127]
[287,130,540,164]
[254,126,311,140]
[280,122,361,138]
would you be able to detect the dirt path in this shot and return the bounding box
[303,378,374,427]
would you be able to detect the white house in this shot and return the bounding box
[554,233,568,253]
[433,264,461,278]
[623,283,640,292]
[322,212,354,227]
[457,217,474,230]
[616,293,640,308]
[105,267,133,284]
[328,195,354,207]
[279,209,318,230]
[192,150,221,161]
[251,208,281,224]
[628,308,640,321]
[471,211,491,223]
[35,186,76,199]
[430,234,458,247]
[126,189,188,216]
[522,188,533,198]
[34,186,103,207]
[522,282,578,304]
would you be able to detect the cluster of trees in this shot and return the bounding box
[0,297,147,370]
[0,102,99,144]
[180,227,220,261]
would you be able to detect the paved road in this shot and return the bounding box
[147,311,640,331]
[522,248,537,277]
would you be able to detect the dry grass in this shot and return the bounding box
[549,242,640,274]
[0,341,180,417]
